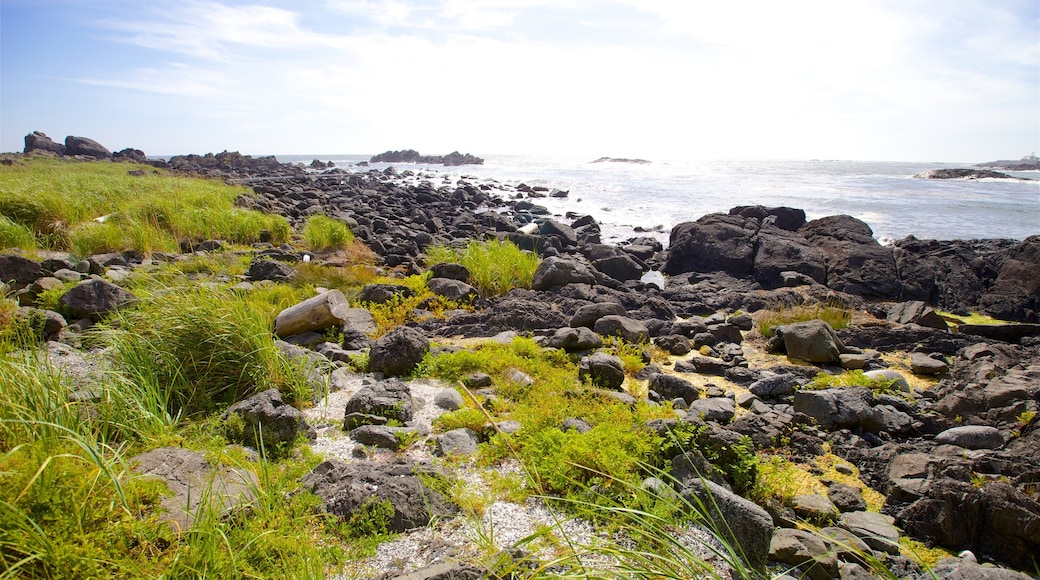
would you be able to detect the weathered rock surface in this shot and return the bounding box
[59,278,136,319]
[133,447,257,532]
[369,326,429,377]
[303,459,456,532]
[223,388,310,449]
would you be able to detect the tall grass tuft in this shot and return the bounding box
[302,215,354,252]
[758,302,851,338]
[100,285,310,416]
[425,238,539,297]
[0,215,36,251]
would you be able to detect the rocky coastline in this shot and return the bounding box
[6,134,1040,578]
[369,149,484,166]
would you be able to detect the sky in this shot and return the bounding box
[1,0,1038,161]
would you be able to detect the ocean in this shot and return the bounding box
[275,155,1040,247]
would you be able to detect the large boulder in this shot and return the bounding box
[897,479,1040,570]
[800,215,900,299]
[59,278,136,319]
[368,326,429,376]
[531,256,596,290]
[776,319,845,363]
[302,459,456,533]
[64,135,111,159]
[751,221,827,288]
[729,205,807,231]
[769,528,839,580]
[543,326,603,352]
[663,214,757,277]
[593,254,644,282]
[978,236,1040,322]
[427,277,478,301]
[569,302,626,328]
[593,315,649,344]
[793,387,875,430]
[23,131,65,155]
[838,510,901,555]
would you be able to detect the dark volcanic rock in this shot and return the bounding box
[0,254,43,289]
[59,279,136,319]
[368,327,429,377]
[222,388,310,449]
[663,214,757,277]
[23,131,65,155]
[800,215,900,299]
[64,135,111,159]
[532,257,597,290]
[977,236,1040,322]
[578,352,625,390]
[303,459,456,533]
[343,378,414,425]
[369,149,483,166]
[915,168,1016,180]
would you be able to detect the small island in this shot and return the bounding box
[914,168,1016,180]
[369,149,483,166]
[591,156,652,165]
[977,154,1040,171]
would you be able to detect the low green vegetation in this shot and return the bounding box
[0,157,289,256]
[425,238,539,297]
[804,369,899,394]
[758,302,851,338]
[937,310,1009,326]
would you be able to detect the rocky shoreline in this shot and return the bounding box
[5,136,1040,578]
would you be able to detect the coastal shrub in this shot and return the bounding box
[0,157,289,255]
[758,302,851,338]
[302,215,354,252]
[101,285,310,416]
[425,239,539,297]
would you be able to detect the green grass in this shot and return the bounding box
[758,303,852,338]
[804,369,899,394]
[99,284,312,417]
[302,215,354,252]
[0,157,290,256]
[425,238,539,297]
[936,310,1010,326]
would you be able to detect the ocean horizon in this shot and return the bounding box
[267,154,1040,246]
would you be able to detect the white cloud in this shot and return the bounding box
[67,0,1038,158]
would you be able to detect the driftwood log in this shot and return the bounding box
[274,290,350,338]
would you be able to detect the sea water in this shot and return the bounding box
[276,155,1040,246]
